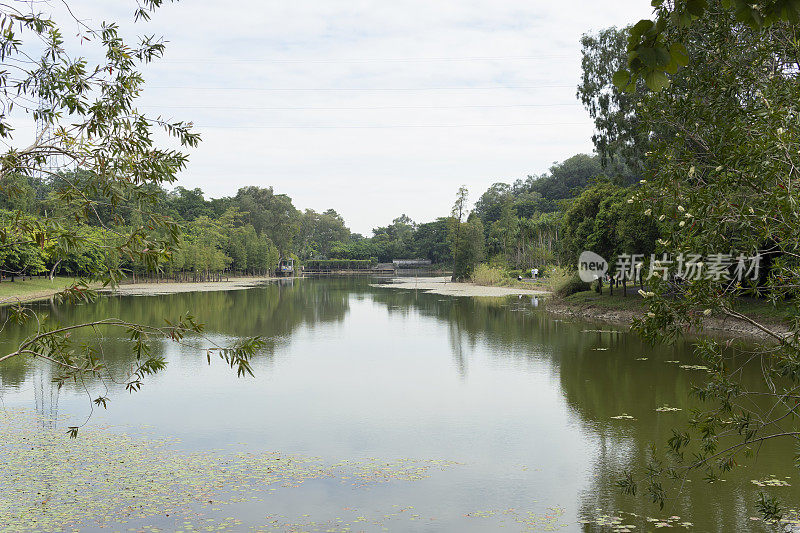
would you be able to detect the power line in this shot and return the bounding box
[143,103,582,111]
[148,84,574,92]
[157,54,574,64]
[194,121,587,129]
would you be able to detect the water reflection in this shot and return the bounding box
[0,277,795,532]
[0,278,352,392]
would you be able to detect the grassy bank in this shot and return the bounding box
[550,286,794,337]
[470,264,549,290]
[0,277,86,304]
[562,288,648,311]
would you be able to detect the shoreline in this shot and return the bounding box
[4,276,786,340]
[0,276,291,305]
[374,277,789,340]
[0,277,93,306]
[105,276,289,297]
[370,276,549,298]
[544,298,791,340]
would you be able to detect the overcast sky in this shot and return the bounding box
[22,1,653,235]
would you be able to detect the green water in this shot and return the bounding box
[0,277,796,532]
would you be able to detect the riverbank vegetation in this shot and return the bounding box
[555,289,795,331]
[587,0,800,522]
[0,276,87,302]
[1,150,649,284]
[3,0,800,524]
[0,1,265,423]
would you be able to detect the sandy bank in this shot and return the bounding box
[0,278,98,306]
[0,288,82,306]
[106,277,290,297]
[371,276,549,297]
[545,300,790,340]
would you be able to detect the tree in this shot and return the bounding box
[412,218,451,264]
[519,212,562,268]
[473,183,512,225]
[449,186,469,281]
[168,187,213,222]
[451,215,485,281]
[0,1,262,433]
[0,212,47,280]
[560,182,658,270]
[511,190,545,219]
[578,28,651,176]
[0,174,38,213]
[526,154,608,204]
[447,187,484,280]
[615,1,800,92]
[234,186,300,255]
[612,4,800,520]
[296,208,350,259]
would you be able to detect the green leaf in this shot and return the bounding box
[612,69,631,90]
[664,54,679,75]
[670,42,690,67]
[645,69,670,91]
[638,47,659,67]
[631,19,655,38]
[654,45,672,66]
[686,0,708,17]
[653,16,667,34]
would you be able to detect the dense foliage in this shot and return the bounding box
[587,0,800,520]
[0,1,263,428]
[0,150,654,283]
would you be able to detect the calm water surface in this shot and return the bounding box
[0,277,796,532]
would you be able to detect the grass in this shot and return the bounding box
[0,276,84,304]
[730,296,796,324]
[561,287,796,326]
[471,264,506,285]
[471,264,539,289]
[548,267,589,297]
[564,287,647,307]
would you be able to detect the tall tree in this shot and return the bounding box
[449,186,471,281]
[613,3,800,519]
[578,28,651,175]
[234,186,300,256]
[0,1,262,430]
[168,187,213,222]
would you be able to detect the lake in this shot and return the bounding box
[0,277,796,532]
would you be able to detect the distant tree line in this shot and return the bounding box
[330,152,655,280]
[0,173,346,281]
[0,149,657,282]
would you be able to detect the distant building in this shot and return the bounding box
[392,259,432,269]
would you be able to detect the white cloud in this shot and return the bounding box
[16,0,653,234]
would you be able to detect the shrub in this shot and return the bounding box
[471,264,507,286]
[551,270,589,297]
[507,269,525,279]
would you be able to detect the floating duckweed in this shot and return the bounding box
[465,506,566,531]
[778,509,800,528]
[0,409,461,532]
[751,477,791,487]
[679,364,711,372]
[585,511,692,531]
